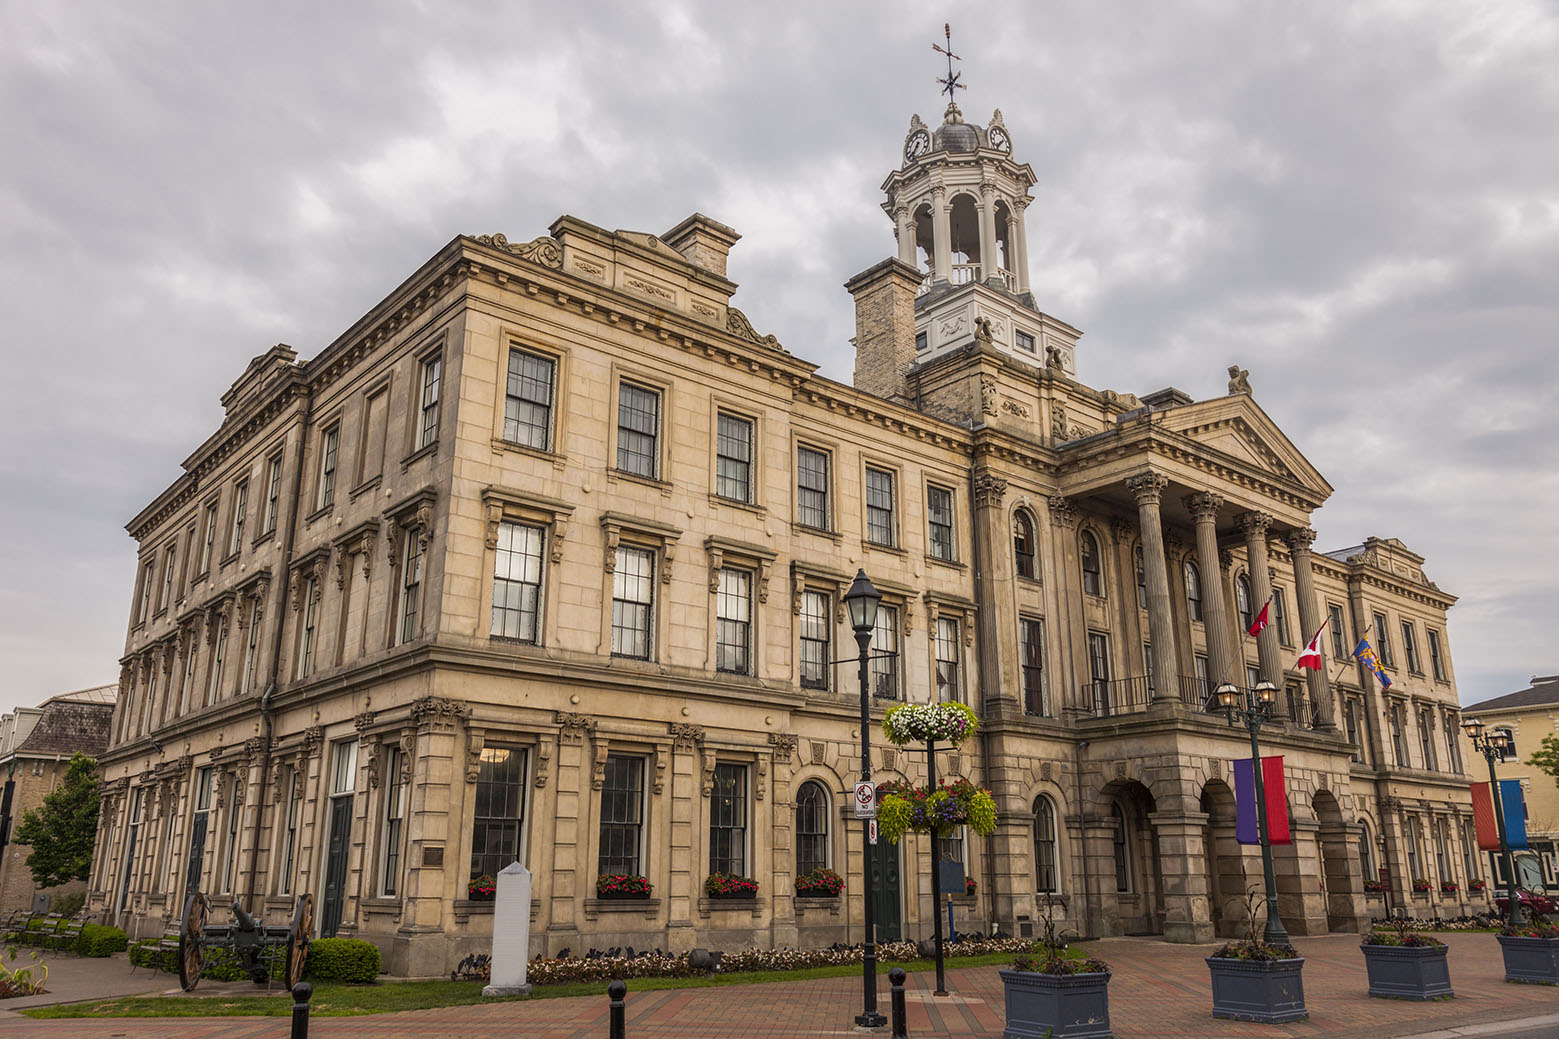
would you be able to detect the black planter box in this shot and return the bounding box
[1361,943,1452,999]
[595,891,652,900]
[1498,934,1559,985]
[998,968,1111,1039]
[707,891,758,899]
[1206,956,1306,1023]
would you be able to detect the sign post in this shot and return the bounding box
[853,780,877,819]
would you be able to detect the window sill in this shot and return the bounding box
[251,528,277,548]
[401,441,439,471]
[349,475,382,501]
[490,437,566,468]
[794,896,842,915]
[191,569,211,586]
[709,494,766,517]
[927,556,965,571]
[583,897,661,920]
[305,504,334,525]
[608,468,673,494]
[1016,574,1042,587]
[863,541,905,556]
[360,897,403,915]
[697,896,766,918]
[454,897,542,923]
[794,523,840,542]
[219,551,241,569]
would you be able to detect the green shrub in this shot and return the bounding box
[74,924,127,957]
[305,938,380,982]
[49,892,86,917]
[128,939,176,972]
[127,938,251,980]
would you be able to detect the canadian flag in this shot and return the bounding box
[1296,618,1328,671]
[1247,599,1271,637]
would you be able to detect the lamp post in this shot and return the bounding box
[844,569,887,1030]
[1218,679,1289,945]
[1462,718,1522,927]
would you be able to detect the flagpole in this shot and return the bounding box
[1214,596,1272,691]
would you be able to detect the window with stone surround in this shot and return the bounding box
[934,616,962,702]
[1389,703,1408,766]
[1034,796,1058,893]
[715,411,754,504]
[207,614,228,705]
[1401,621,1422,674]
[1080,531,1103,597]
[218,773,240,894]
[870,604,900,699]
[1445,714,1463,773]
[1434,817,1451,886]
[1111,802,1130,892]
[277,766,299,895]
[598,754,645,878]
[616,381,661,479]
[1236,575,1254,631]
[470,745,528,881]
[865,466,896,547]
[396,531,424,646]
[1184,560,1202,622]
[1329,603,1347,659]
[417,353,442,450]
[796,446,830,530]
[297,579,318,678]
[716,568,753,674]
[1133,546,1147,609]
[799,590,830,691]
[1427,628,1447,681]
[1013,510,1037,579]
[1373,612,1394,667]
[1359,821,1374,883]
[1418,708,1437,771]
[504,348,555,450]
[1021,618,1047,716]
[240,596,261,694]
[381,746,405,896]
[316,425,340,511]
[491,521,544,643]
[1272,587,1291,646]
[198,501,218,575]
[1404,816,1423,883]
[228,480,248,558]
[927,485,955,561]
[1344,700,1361,762]
[1088,632,1111,713]
[159,544,177,614]
[263,454,283,534]
[795,780,830,877]
[611,546,654,660]
[136,560,155,625]
[709,763,748,877]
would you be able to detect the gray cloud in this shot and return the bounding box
[2,1,1555,710]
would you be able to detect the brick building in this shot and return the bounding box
[92,97,1486,976]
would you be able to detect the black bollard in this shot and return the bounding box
[290,981,313,1039]
[889,967,908,1039]
[607,979,627,1039]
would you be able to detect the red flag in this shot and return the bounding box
[1264,755,1291,845]
[1248,598,1271,637]
[1296,618,1328,670]
[1471,782,1501,851]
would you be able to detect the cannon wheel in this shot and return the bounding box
[177,890,209,992]
[285,894,313,989]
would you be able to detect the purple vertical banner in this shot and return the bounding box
[1234,757,1258,844]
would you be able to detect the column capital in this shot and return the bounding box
[1109,517,1133,542]
[973,471,1007,509]
[1236,510,1273,538]
[1047,495,1077,528]
[1125,471,1169,506]
[931,183,947,203]
[1283,526,1318,553]
[1184,491,1224,521]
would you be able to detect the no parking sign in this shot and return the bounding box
[853,780,877,819]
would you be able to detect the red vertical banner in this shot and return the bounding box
[1470,782,1500,851]
[1263,755,1291,845]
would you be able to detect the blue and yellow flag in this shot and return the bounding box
[1353,639,1392,689]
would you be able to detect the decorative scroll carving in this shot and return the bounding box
[270,758,288,803]
[1184,492,1224,522]
[1047,496,1077,528]
[1109,518,1133,542]
[660,544,675,586]
[979,373,997,415]
[300,726,324,755]
[602,527,620,573]
[768,733,798,764]
[242,737,267,767]
[1125,471,1169,506]
[533,739,551,789]
[1283,527,1318,553]
[809,740,826,765]
[334,546,352,591]
[359,531,375,582]
[556,712,597,744]
[410,696,469,731]
[670,722,705,750]
[399,732,415,783]
[973,471,1007,509]
[354,710,376,734]
[792,571,805,615]
[726,307,784,352]
[652,746,666,794]
[701,748,716,797]
[1236,511,1273,539]
[465,730,485,783]
[1001,399,1030,418]
[364,737,382,789]
[473,233,563,269]
[204,600,231,644]
[755,755,767,800]
[707,546,724,593]
[592,740,609,790]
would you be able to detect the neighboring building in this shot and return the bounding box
[1461,675,1559,892]
[92,94,1483,977]
[0,684,117,914]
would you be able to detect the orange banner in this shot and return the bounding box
[1470,782,1500,851]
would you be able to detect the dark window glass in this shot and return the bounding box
[927,486,954,561]
[616,383,660,478]
[1080,532,1102,596]
[865,468,895,546]
[1034,797,1057,893]
[715,412,753,502]
[1016,330,1036,353]
[1088,632,1110,713]
[1134,547,1147,609]
[1021,618,1046,716]
[797,448,830,529]
[1112,803,1130,892]
[1373,612,1394,667]
[504,349,555,450]
[709,764,747,876]
[470,746,527,880]
[1329,604,1347,659]
[795,781,829,877]
[934,617,960,702]
[715,568,752,674]
[870,605,899,699]
[1236,575,1254,631]
[1014,511,1036,579]
[1273,587,1291,646]
[597,755,644,877]
[1402,622,1421,673]
[611,547,654,659]
[1184,561,1202,621]
[1428,629,1447,681]
[799,590,830,690]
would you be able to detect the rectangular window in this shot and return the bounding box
[180,635,197,710]
[798,590,830,691]
[1246,663,1262,690]
[397,532,423,645]
[1143,641,1155,693]
[191,767,212,890]
[159,546,177,612]
[796,447,830,530]
[1434,819,1450,885]
[1016,330,1035,353]
[1401,622,1421,673]
[1373,611,1394,667]
[119,788,143,912]
[199,503,218,574]
[1021,618,1047,716]
[263,455,283,534]
[504,348,556,450]
[935,616,961,702]
[1088,632,1111,712]
[317,426,340,510]
[1419,709,1437,770]
[1194,654,1210,702]
[381,746,405,896]
[610,546,654,659]
[1272,587,1291,646]
[491,521,544,643]
[1345,701,1361,762]
[228,480,248,557]
[1390,704,1408,766]
[709,763,748,877]
[870,605,900,699]
[927,486,955,561]
[417,354,442,449]
[715,412,754,503]
[219,775,240,893]
[1329,604,1347,659]
[278,767,298,895]
[597,754,644,877]
[1446,716,1462,773]
[207,619,228,703]
[616,382,661,478]
[240,597,261,694]
[865,467,896,546]
[137,562,155,624]
[716,568,753,674]
[297,580,317,678]
[471,746,528,880]
[331,739,358,796]
[915,330,928,352]
[1404,816,1421,880]
[1460,819,1478,885]
[1427,629,1447,681]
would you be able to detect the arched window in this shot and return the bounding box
[1236,574,1254,632]
[795,781,830,877]
[1133,546,1147,609]
[1184,561,1203,622]
[1080,531,1103,597]
[1034,797,1058,893]
[1111,802,1130,892]
[1013,511,1037,580]
[1359,820,1374,882]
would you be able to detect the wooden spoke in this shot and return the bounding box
[177,890,209,992]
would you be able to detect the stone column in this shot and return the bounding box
[1126,473,1180,703]
[1185,493,1233,689]
[1149,810,1215,943]
[1236,511,1282,688]
[894,204,916,266]
[931,185,951,282]
[394,698,465,977]
[979,180,1000,284]
[667,724,702,953]
[1011,198,1031,294]
[1047,496,1083,715]
[1274,818,1330,935]
[972,472,1017,714]
[1283,527,1335,729]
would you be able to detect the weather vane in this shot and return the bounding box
[933,23,965,101]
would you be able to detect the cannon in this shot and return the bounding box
[177,889,312,991]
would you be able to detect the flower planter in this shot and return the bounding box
[1361,943,1452,999]
[708,891,757,900]
[1206,956,1307,1023]
[1498,934,1559,985]
[998,967,1112,1039]
[595,891,652,900]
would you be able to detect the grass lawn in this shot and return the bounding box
[24,951,1037,1019]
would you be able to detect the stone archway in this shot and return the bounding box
[1314,789,1365,932]
[1201,779,1248,938]
[1100,779,1162,936]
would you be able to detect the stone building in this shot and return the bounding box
[1460,676,1559,892]
[0,684,116,914]
[92,97,1488,976]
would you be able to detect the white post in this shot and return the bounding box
[482,861,533,997]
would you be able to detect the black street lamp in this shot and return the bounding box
[1462,718,1522,927]
[843,569,887,1030]
[1217,678,1290,945]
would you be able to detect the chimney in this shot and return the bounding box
[846,258,922,403]
[663,213,741,278]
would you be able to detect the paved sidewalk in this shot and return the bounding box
[1,932,1556,1038]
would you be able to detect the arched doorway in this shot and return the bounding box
[1201,779,1248,937]
[1102,780,1161,935]
[1314,789,1354,932]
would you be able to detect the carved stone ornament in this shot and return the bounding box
[1284,527,1318,553]
[354,710,376,734]
[1051,403,1068,442]
[204,600,231,644]
[1045,343,1065,372]
[1227,364,1252,395]
[768,733,798,764]
[556,711,597,744]
[1184,491,1224,523]
[592,741,609,790]
[881,747,896,771]
[300,726,324,755]
[660,544,675,586]
[473,232,563,269]
[466,730,485,783]
[726,307,784,352]
[242,736,267,767]
[975,319,995,351]
[358,531,374,582]
[411,696,469,731]
[1001,398,1030,418]
[365,739,382,789]
[602,527,620,574]
[1040,760,1053,782]
[755,755,767,801]
[533,739,551,789]
[973,471,1007,509]
[1236,510,1273,540]
[653,746,666,794]
[1210,758,1222,780]
[399,732,415,783]
[670,722,705,750]
[270,759,288,803]
[1047,496,1077,528]
[809,740,826,765]
[939,314,966,338]
[1125,471,1169,506]
[791,572,805,615]
[334,546,352,591]
[701,748,716,797]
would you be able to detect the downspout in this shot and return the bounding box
[244,377,313,906]
[968,467,1000,933]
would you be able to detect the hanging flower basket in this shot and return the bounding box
[877,778,998,845]
[1470,879,1488,892]
[882,702,980,748]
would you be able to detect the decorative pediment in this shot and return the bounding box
[1152,396,1333,501]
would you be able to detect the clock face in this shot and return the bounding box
[904,129,931,161]
[988,127,1010,153]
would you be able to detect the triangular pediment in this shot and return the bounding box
[1153,395,1333,500]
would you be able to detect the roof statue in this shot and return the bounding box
[1227,365,1252,395]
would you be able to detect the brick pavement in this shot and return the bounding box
[1,933,1555,1039]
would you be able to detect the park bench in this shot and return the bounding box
[52,912,87,953]
[0,909,32,944]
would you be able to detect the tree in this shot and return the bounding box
[1529,734,1559,785]
[13,753,100,888]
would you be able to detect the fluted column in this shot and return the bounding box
[1011,197,1031,294]
[1185,493,1233,687]
[1047,495,1082,715]
[894,204,916,266]
[1237,511,1282,688]
[1284,527,1335,729]
[979,180,1000,284]
[1127,472,1180,703]
[931,185,951,282]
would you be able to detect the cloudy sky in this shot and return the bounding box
[2,1,1555,715]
